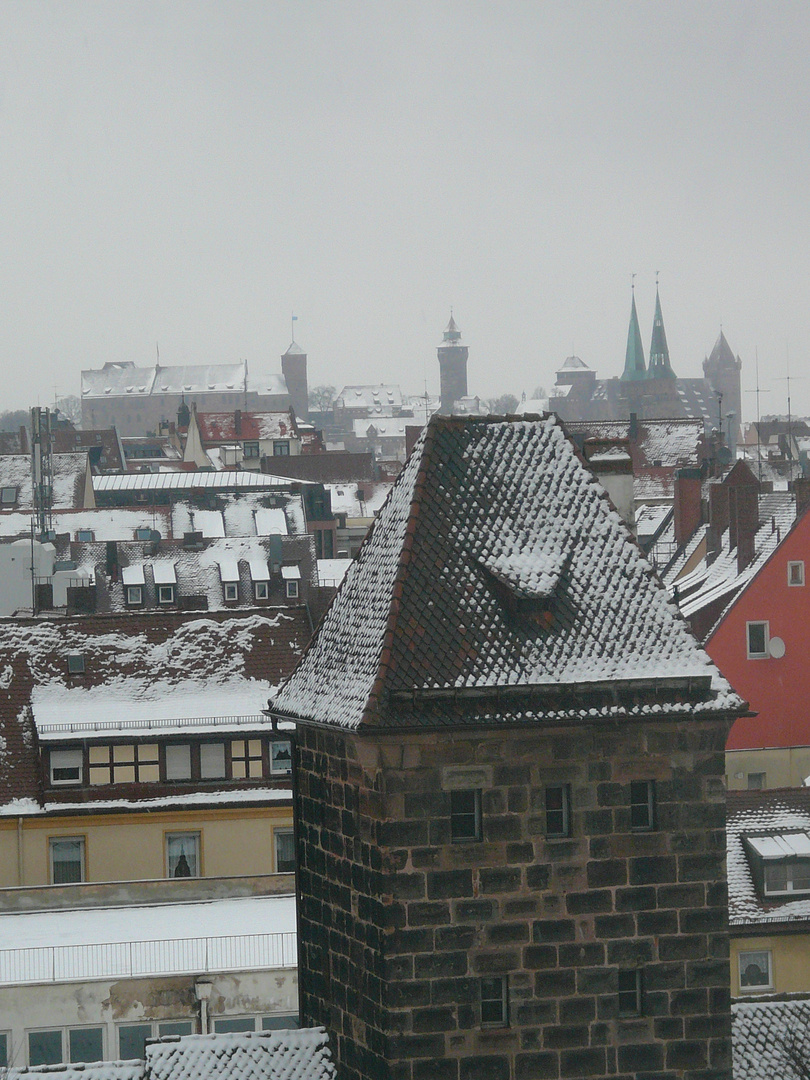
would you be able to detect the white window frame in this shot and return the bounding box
[224,582,238,602]
[157,584,175,605]
[50,747,83,786]
[49,835,86,884]
[738,949,773,991]
[270,741,292,774]
[254,580,269,600]
[789,560,805,587]
[285,579,299,599]
[746,620,769,659]
[165,832,201,878]
[126,585,143,605]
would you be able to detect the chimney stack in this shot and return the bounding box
[673,468,702,547]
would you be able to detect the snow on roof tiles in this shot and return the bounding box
[152,561,177,585]
[146,1028,335,1080]
[8,1063,143,1080]
[94,472,309,493]
[0,453,88,510]
[728,789,810,928]
[271,415,741,730]
[732,999,810,1080]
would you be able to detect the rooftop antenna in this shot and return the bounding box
[745,349,771,485]
[155,342,160,371]
[291,312,298,342]
[774,344,804,481]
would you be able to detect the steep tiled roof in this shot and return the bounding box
[146,1029,335,1080]
[271,415,740,730]
[0,453,89,509]
[566,417,703,471]
[732,999,810,1080]
[197,411,298,443]
[727,788,810,928]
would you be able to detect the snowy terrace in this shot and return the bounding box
[0,894,296,987]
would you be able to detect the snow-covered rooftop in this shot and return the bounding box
[271,415,741,730]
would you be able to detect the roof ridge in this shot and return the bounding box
[361,417,439,726]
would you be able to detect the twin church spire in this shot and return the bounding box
[621,279,676,382]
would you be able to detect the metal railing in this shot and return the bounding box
[37,714,268,735]
[0,930,296,986]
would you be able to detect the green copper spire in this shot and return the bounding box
[648,284,676,379]
[621,289,647,381]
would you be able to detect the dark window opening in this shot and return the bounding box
[545,784,571,838]
[450,789,482,842]
[630,780,655,831]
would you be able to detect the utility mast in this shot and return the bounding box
[31,407,54,542]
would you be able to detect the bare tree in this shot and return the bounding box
[777,1028,810,1079]
[485,393,519,416]
[308,385,337,413]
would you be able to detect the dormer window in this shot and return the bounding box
[250,559,270,601]
[243,441,260,459]
[50,748,83,786]
[744,832,810,897]
[1,485,18,507]
[153,562,177,605]
[477,546,567,623]
[76,530,95,542]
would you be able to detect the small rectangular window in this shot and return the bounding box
[243,441,260,459]
[270,741,292,774]
[224,582,238,601]
[747,772,766,790]
[450,789,482,842]
[261,1015,300,1030]
[157,1021,193,1037]
[480,976,508,1027]
[200,742,226,780]
[255,580,269,600]
[273,442,290,457]
[118,1024,153,1059]
[158,584,175,604]
[166,832,200,878]
[214,1018,257,1033]
[135,528,152,540]
[275,828,295,873]
[28,1029,63,1067]
[126,585,143,605]
[286,579,299,599]
[789,561,805,587]
[76,529,95,542]
[545,784,571,838]
[1,485,18,506]
[67,652,86,674]
[165,744,192,781]
[0,1031,8,1069]
[739,950,773,991]
[50,747,83,785]
[618,969,643,1016]
[69,1027,103,1063]
[232,739,264,779]
[630,780,655,831]
[747,621,769,658]
[50,836,85,884]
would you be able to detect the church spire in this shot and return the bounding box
[621,281,646,382]
[648,278,676,380]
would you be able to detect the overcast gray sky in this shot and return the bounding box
[2,1,809,420]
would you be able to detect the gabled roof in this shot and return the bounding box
[0,453,90,509]
[196,410,298,443]
[270,415,740,730]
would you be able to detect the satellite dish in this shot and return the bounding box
[769,637,786,659]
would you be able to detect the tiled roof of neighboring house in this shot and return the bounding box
[566,417,704,470]
[633,468,673,503]
[93,471,310,495]
[666,491,796,633]
[732,998,810,1080]
[197,411,299,443]
[727,788,810,929]
[0,453,89,509]
[66,533,316,614]
[146,1029,335,1080]
[271,415,741,730]
[52,428,126,472]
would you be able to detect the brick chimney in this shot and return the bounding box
[706,482,729,562]
[729,483,759,572]
[234,409,242,437]
[792,477,810,518]
[673,468,702,547]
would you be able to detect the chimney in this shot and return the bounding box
[673,468,702,546]
[629,412,638,441]
[730,483,759,573]
[707,482,730,562]
[234,409,242,437]
[792,477,810,519]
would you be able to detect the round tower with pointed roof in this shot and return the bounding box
[437,312,469,413]
[703,329,742,447]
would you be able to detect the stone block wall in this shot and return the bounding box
[295,715,734,1080]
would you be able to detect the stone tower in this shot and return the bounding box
[703,331,743,449]
[282,340,309,421]
[270,414,742,1080]
[437,313,469,413]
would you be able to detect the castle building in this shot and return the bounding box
[437,314,469,414]
[270,413,743,1080]
[550,288,743,448]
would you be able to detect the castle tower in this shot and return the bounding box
[437,312,469,413]
[282,340,309,421]
[647,285,676,380]
[621,287,647,381]
[270,414,741,1080]
[703,330,742,448]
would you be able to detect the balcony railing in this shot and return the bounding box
[37,714,269,735]
[0,930,296,986]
